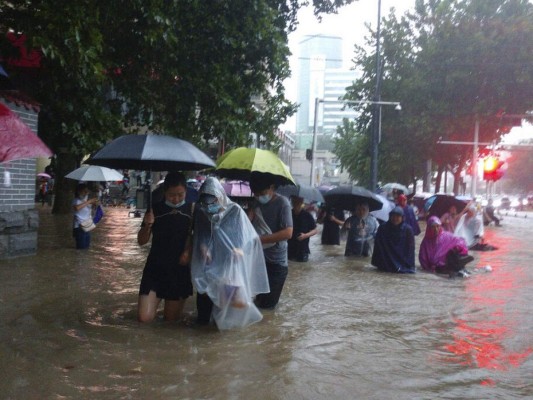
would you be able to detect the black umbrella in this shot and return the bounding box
[277,184,324,203]
[87,134,215,171]
[425,194,471,218]
[323,185,383,212]
[87,134,215,209]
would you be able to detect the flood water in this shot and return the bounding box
[1,206,532,399]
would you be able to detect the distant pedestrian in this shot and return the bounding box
[483,198,501,226]
[396,194,421,236]
[455,205,498,251]
[317,205,345,245]
[288,196,318,262]
[343,202,379,257]
[72,183,99,249]
[39,181,48,206]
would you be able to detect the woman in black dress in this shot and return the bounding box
[137,172,194,322]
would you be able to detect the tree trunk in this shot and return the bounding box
[422,159,432,192]
[51,151,80,215]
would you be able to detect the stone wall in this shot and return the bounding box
[0,101,41,259]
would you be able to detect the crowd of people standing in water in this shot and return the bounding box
[72,175,500,330]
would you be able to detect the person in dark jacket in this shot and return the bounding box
[371,206,415,273]
[397,194,421,236]
[288,196,318,262]
[317,205,345,245]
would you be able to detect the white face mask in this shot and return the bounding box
[257,194,272,205]
[165,199,185,209]
[82,195,89,202]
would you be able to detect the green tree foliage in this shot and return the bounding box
[1,0,360,212]
[338,0,533,193]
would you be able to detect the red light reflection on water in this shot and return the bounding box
[437,229,532,373]
[443,318,532,370]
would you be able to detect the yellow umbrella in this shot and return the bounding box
[215,147,295,186]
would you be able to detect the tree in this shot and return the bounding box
[1,0,363,213]
[339,0,533,193]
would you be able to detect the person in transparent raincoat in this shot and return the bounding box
[191,177,270,330]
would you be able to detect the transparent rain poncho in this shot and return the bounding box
[454,208,484,248]
[191,177,270,330]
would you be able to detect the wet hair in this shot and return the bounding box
[250,178,276,194]
[390,206,404,217]
[163,172,186,191]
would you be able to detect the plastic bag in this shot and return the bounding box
[93,205,104,224]
[251,207,275,249]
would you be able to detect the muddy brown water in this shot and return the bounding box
[1,207,532,399]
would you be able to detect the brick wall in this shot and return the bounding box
[0,101,41,258]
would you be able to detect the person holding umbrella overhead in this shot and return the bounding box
[72,183,99,249]
[137,172,194,323]
[343,202,379,257]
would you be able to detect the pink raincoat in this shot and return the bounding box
[419,216,469,273]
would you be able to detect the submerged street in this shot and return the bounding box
[1,207,532,399]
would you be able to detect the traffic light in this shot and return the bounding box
[306,148,313,161]
[483,156,505,181]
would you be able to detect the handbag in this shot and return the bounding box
[80,218,96,232]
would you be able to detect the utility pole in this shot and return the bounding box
[370,0,382,192]
[310,97,321,186]
[471,118,479,197]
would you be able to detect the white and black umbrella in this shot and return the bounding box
[370,194,395,222]
[381,182,412,195]
[65,165,124,182]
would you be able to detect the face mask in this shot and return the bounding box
[165,200,185,209]
[206,204,221,214]
[257,194,272,205]
[82,195,89,202]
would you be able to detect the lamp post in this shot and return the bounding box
[310,97,321,186]
[371,0,383,192]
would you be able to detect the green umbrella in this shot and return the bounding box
[215,147,295,187]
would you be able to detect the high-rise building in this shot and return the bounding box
[295,34,359,149]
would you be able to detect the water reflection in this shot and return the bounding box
[430,220,533,393]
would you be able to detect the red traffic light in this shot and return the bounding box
[483,156,505,181]
[483,157,498,173]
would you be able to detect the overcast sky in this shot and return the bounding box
[283,0,532,141]
[283,0,415,130]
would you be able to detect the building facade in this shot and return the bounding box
[0,95,42,259]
